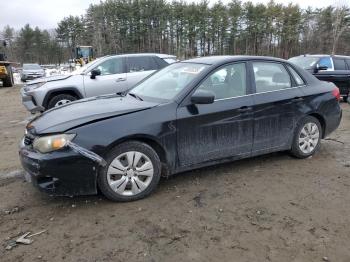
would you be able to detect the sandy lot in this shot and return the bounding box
[0,85,350,262]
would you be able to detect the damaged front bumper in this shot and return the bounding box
[20,88,45,113]
[19,138,106,196]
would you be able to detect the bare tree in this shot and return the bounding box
[332,0,350,54]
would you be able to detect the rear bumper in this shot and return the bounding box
[19,138,98,196]
[323,103,342,138]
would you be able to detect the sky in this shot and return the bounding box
[0,0,343,30]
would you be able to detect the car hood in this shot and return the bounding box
[27,74,71,84]
[29,94,159,134]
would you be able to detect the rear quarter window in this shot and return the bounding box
[287,65,306,86]
[154,57,169,69]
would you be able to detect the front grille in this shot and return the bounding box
[24,135,34,146]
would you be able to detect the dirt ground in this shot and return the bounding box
[0,85,350,262]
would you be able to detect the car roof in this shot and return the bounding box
[183,55,287,65]
[102,53,176,59]
[292,54,350,59]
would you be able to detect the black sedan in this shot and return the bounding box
[19,56,342,201]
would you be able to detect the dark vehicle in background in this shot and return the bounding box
[21,63,45,82]
[19,56,342,202]
[289,55,350,102]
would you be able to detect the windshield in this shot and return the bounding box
[23,64,42,70]
[288,56,319,69]
[78,47,92,58]
[130,62,209,101]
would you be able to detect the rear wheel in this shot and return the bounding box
[98,141,161,202]
[290,116,322,158]
[47,94,77,109]
[343,96,348,103]
[2,66,14,87]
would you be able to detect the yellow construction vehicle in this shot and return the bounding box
[74,46,94,66]
[0,52,14,87]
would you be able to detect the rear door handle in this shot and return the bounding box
[238,106,252,113]
[115,78,126,82]
[292,97,304,102]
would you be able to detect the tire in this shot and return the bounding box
[343,96,348,103]
[2,66,14,87]
[47,94,77,109]
[98,141,161,202]
[290,116,322,159]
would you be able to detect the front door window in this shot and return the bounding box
[197,63,247,100]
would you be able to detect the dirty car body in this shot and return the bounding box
[19,56,342,198]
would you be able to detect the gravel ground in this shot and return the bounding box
[0,85,350,262]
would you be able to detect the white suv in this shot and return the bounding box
[21,53,176,113]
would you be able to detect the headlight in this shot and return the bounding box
[33,134,75,153]
[32,82,47,89]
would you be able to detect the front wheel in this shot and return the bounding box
[47,94,77,109]
[290,116,322,158]
[98,141,161,202]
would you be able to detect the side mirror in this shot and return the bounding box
[90,69,101,79]
[191,90,215,104]
[315,64,328,72]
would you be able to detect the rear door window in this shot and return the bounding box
[333,58,347,70]
[253,62,292,93]
[127,56,159,72]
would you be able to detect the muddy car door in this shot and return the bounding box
[176,62,254,167]
[250,61,305,155]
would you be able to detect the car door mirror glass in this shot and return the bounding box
[90,68,101,79]
[191,90,215,104]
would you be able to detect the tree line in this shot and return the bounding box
[0,25,62,64]
[1,0,350,65]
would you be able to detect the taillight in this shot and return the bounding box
[332,87,340,101]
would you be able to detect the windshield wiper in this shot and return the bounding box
[128,92,143,101]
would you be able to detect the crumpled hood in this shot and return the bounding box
[27,74,71,84]
[29,94,158,134]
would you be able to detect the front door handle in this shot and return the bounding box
[115,78,126,82]
[238,106,252,113]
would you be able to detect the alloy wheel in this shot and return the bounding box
[55,99,72,107]
[298,122,320,154]
[107,151,154,196]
